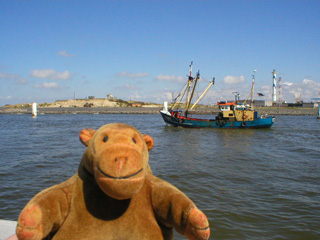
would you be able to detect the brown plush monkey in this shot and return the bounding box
[17,123,210,240]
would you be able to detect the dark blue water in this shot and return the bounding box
[0,114,319,239]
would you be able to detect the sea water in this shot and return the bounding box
[0,114,319,239]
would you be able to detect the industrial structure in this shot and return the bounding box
[272,69,277,105]
[278,76,282,106]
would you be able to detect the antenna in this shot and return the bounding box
[272,69,277,105]
[278,76,282,106]
[252,70,257,85]
[242,69,257,108]
[250,70,257,108]
[189,61,193,77]
[233,92,240,103]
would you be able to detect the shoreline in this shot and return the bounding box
[0,106,318,116]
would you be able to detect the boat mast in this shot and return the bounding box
[243,70,256,109]
[185,70,200,116]
[172,62,194,110]
[171,82,189,110]
[190,77,215,110]
[189,61,193,77]
[186,61,194,108]
[250,70,256,109]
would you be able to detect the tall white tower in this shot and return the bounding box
[272,69,277,103]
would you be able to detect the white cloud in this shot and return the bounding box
[163,91,174,100]
[303,78,319,87]
[124,84,138,90]
[34,82,59,89]
[16,78,28,84]
[0,73,16,79]
[0,72,27,84]
[58,51,74,57]
[30,69,72,80]
[155,74,185,83]
[0,96,12,100]
[151,90,174,102]
[117,71,149,79]
[281,78,320,102]
[129,92,146,100]
[115,84,139,90]
[53,71,72,80]
[283,82,294,86]
[223,75,246,85]
[31,69,55,78]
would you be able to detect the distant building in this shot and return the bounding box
[84,103,94,107]
[265,101,273,107]
[252,100,265,107]
[107,94,116,101]
[88,96,95,100]
[226,100,266,107]
[302,102,314,108]
[128,103,142,107]
[286,102,314,108]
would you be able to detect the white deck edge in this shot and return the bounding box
[0,220,16,240]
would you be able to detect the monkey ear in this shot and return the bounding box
[143,134,154,151]
[79,128,96,146]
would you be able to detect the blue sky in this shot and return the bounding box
[1,0,320,106]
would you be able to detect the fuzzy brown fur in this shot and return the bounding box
[16,123,210,240]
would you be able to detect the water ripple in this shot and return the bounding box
[0,114,319,239]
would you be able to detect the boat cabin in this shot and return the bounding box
[218,101,236,111]
[217,101,256,121]
[170,110,183,118]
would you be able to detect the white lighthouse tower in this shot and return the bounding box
[272,69,277,104]
[32,102,37,117]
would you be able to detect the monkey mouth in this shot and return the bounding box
[97,165,143,180]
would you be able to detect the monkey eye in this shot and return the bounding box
[132,138,137,144]
[103,136,108,142]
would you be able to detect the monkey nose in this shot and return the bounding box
[115,157,128,172]
[115,157,128,162]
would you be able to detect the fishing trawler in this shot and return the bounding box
[160,62,275,128]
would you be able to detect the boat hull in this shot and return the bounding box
[160,111,275,129]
